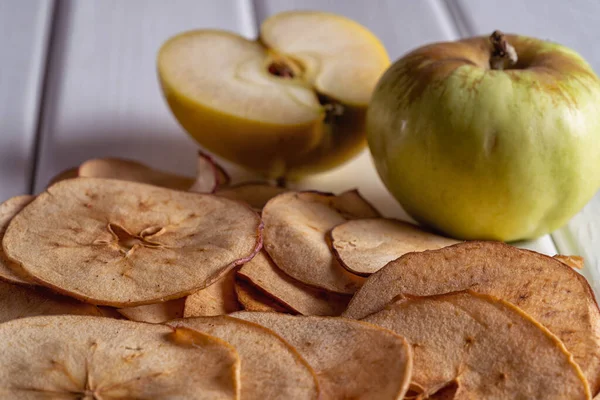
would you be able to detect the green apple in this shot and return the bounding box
[367,31,600,241]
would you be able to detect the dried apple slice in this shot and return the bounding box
[0,280,101,323]
[184,270,241,317]
[0,315,240,399]
[331,218,460,276]
[216,182,288,210]
[334,189,381,218]
[363,291,591,399]
[2,178,262,307]
[235,278,291,313]
[168,316,320,399]
[555,254,584,269]
[79,157,195,190]
[0,195,36,285]
[262,191,379,294]
[237,251,350,316]
[200,151,230,187]
[47,167,78,186]
[118,298,186,323]
[344,241,600,394]
[231,312,413,400]
[189,151,230,194]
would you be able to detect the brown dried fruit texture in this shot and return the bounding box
[231,312,413,400]
[169,316,320,400]
[216,182,288,211]
[118,298,186,323]
[0,195,36,285]
[363,291,591,399]
[234,278,291,313]
[330,218,460,276]
[238,251,350,316]
[2,178,263,307]
[344,241,600,395]
[0,279,101,323]
[184,270,241,317]
[262,190,379,294]
[79,157,195,190]
[0,316,241,399]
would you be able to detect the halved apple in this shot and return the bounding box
[158,11,389,179]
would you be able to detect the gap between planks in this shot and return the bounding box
[29,0,58,194]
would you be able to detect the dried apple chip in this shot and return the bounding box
[2,178,262,307]
[237,251,350,316]
[363,291,591,399]
[0,195,36,285]
[0,280,101,323]
[200,150,230,187]
[47,167,78,186]
[334,189,381,218]
[344,241,600,394]
[0,315,241,399]
[216,182,287,210]
[262,191,379,294]
[231,312,413,400]
[169,316,320,399]
[235,278,291,313]
[330,218,460,276]
[79,157,195,190]
[118,298,186,323]
[555,254,585,269]
[190,151,231,194]
[184,270,241,317]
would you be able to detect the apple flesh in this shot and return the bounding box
[367,32,600,241]
[158,11,389,179]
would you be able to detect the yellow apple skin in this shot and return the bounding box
[159,76,368,179]
[368,34,600,241]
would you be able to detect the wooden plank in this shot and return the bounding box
[553,198,600,294]
[448,0,600,261]
[254,0,459,58]
[0,0,54,201]
[34,0,257,191]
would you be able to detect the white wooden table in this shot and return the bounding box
[2,0,599,291]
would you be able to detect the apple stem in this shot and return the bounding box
[489,30,518,70]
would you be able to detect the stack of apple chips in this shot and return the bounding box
[0,153,596,399]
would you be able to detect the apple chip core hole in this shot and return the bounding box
[267,61,295,78]
[107,223,163,253]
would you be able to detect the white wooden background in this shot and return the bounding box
[1,0,599,292]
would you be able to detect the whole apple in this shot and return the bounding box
[367,31,600,241]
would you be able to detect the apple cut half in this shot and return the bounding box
[158,11,389,179]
